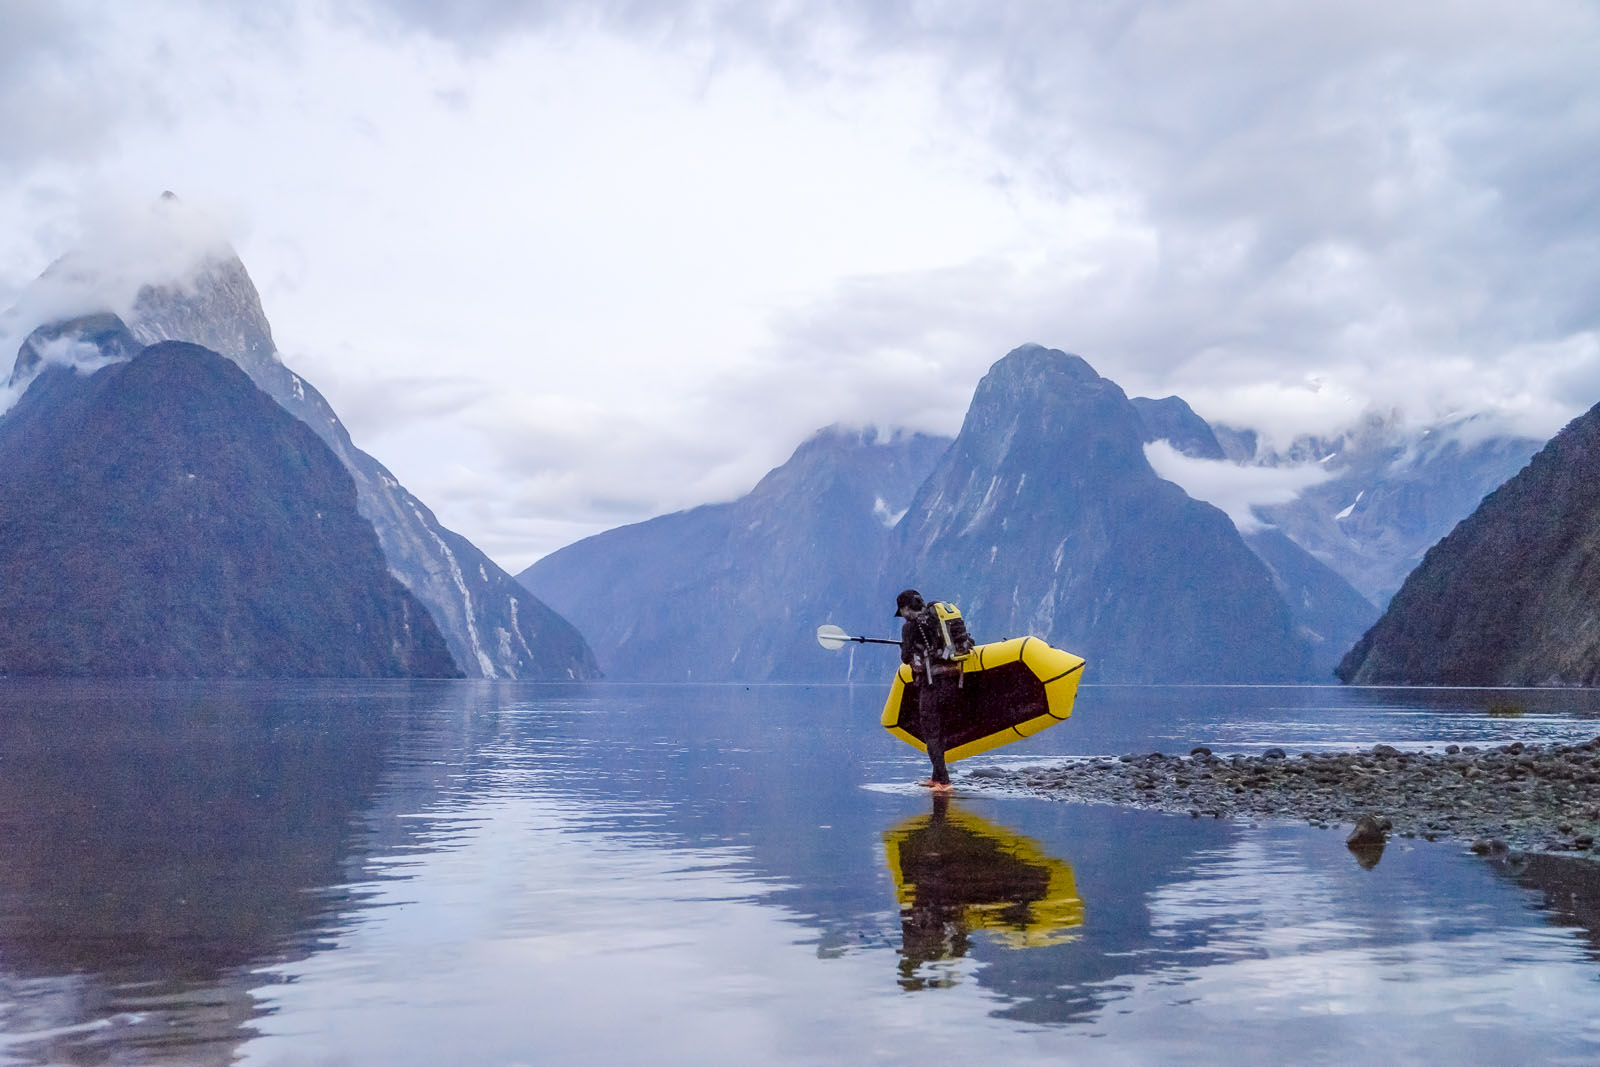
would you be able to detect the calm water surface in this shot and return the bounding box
[2,680,1600,1065]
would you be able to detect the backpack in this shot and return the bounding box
[927,601,976,662]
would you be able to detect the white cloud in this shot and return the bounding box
[1,0,1598,567]
[1144,440,1335,533]
[0,193,236,367]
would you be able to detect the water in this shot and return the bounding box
[2,680,1600,1065]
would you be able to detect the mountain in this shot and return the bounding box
[1131,395,1227,460]
[5,223,596,679]
[1337,402,1600,686]
[1132,394,1379,677]
[527,346,1383,684]
[885,345,1316,682]
[0,328,460,677]
[1230,413,1541,606]
[520,426,949,681]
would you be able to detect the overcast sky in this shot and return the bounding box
[2,0,1598,570]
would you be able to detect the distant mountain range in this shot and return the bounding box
[2,219,597,680]
[6,202,1564,684]
[525,345,1388,683]
[522,426,948,681]
[0,330,460,677]
[1227,415,1541,607]
[1338,401,1600,686]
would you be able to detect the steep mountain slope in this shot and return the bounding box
[6,237,595,680]
[1338,402,1600,686]
[1133,393,1379,678]
[1131,395,1227,460]
[888,345,1315,682]
[1239,415,1541,606]
[521,427,949,681]
[0,331,460,678]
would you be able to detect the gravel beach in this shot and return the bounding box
[963,738,1600,860]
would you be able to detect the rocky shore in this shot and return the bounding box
[964,738,1600,861]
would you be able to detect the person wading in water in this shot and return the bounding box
[895,589,964,794]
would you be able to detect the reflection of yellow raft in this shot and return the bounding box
[881,637,1086,761]
[883,805,1083,950]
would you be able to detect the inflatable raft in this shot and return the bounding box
[881,636,1085,761]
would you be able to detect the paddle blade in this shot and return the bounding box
[816,624,851,650]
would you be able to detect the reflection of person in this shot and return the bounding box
[896,794,970,986]
[889,795,1065,990]
[896,589,960,792]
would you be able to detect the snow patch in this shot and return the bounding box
[872,496,907,527]
[960,476,1003,536]
[1334,490,1365,522]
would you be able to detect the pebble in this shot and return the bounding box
[961,738,1600,860]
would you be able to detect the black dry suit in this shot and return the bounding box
[901,606,962,785]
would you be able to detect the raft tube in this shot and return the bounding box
[881,636,1086,762]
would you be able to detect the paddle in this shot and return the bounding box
[816,624,901,650]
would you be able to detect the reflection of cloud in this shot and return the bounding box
[1144,440,1334,532]
[1086,831,1600,1061]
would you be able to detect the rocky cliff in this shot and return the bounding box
[1338,402,1600,686]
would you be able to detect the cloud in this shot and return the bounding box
[0,194,236,372]
[1144,440,1335,533]
[2,0,1598,567]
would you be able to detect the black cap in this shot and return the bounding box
[895,589,925,617]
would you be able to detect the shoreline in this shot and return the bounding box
[960,737,1600,861]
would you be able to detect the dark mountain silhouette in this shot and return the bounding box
[1338,401,1600,686]
[0,329,460,678]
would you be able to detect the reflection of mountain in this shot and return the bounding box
[1497,853,1600,963]
[884,799,1083,989]
[0,682,455,1066]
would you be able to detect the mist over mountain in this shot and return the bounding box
[3,214,596,680]
[887,345,1322,682]
[0,332,459,677]
[1221,414,1542,607]
[521,426,949,681]
[1131,394,1378,677]
[527,346,1376,683]
[1338,402,1600,687]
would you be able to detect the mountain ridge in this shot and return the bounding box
[0,334,461,678]
[4,234,596,680]
[1337,401,1600,686]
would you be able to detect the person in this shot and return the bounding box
[896,588,961,793]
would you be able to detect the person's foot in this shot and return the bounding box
[930,781,954,794]
[916,779,935,788]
